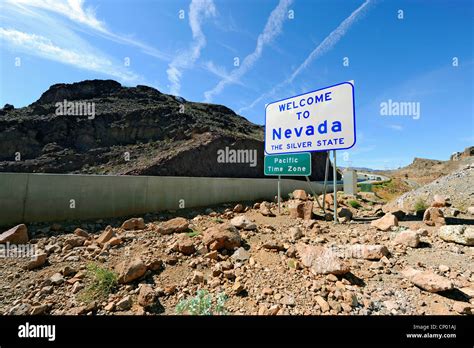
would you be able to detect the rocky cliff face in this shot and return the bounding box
[0,79,335,180]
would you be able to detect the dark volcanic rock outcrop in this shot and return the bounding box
[0,80,335,180]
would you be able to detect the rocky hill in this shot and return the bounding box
[384,163,474,212]
[0,80,334,180]
[380,148,473,186]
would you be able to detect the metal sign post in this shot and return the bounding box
[333,150,338,223]
[305,175,323,210]
[322,151,329,215]
[278,175,281,214]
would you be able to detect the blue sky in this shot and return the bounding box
[0,0,473,169]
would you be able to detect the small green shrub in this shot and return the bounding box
[414,198,428,212]
[348,200,361,209]
[212,218,224,224]
[78,263,118,303]
[186,229,201,237]
[176,290,227,315]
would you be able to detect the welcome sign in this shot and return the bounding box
[264,82,356,155]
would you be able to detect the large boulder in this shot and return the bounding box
[296,244,350,275]
[230,215,256,230]
[288,200,305,219]
[431,195,448,208]
[402,268,453,293]
[303,201,314,220]
[117,258,147,284]
[138,284,158,308]
[438,225,474,246]
[0,224,28,244]
[259,201,275,217]
[292,190,307,200]
[25,252,48,270]
[156,217,189,234]
[176,235,195,255]
[203,223,242,251]
[370,213,398,231]
[423,207,445,226]
[394,230,420,248]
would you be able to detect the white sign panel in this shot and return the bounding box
[264,81,356,155]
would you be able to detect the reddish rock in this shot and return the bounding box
[402,268,453,293]
[121,218,146,230]
[315,295,330,312]
[156,217,189,234]
[303,201,314,220]
[146,258,164,271]
[233,204,244,213]
[0,224,28,244]
[288,200,305,219]
[431,195,447,208]
[203,223,241,251]
[349,244,389,260]
[65,236,86,248]
[192,271,205,284]
[423,207,445,226]
[230,215,256,230]
[394,230,420,248]
[117,258,147,284]
[370,213,398,231]
[26,252,48,270]
[97,228,115,245]
[138,284,157,308]
[452,302,472,315]
[106,237,122,246]
[177,235,195,255]
[74,228,90,238]
[296,244,349,275]
[259,201,275,217]
[293,190,308,200]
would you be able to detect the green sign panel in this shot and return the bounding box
[264,152,311,176]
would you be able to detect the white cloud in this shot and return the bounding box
[203,61,244,86]
[0,28,139,82]
[204,0,292,102]
[5,0,171,61]
[239,0,373,114]
[7,0,106,31]
[166,0,217,95]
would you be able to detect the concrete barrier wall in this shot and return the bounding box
[0,173,341,226]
